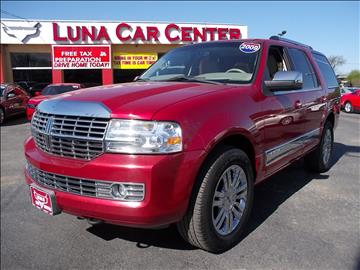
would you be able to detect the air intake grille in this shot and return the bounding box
[27,163,145,201]
[31,110,109,160]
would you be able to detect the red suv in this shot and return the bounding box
[24,37,340,253]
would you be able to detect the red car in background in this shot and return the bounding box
[340,89,360,113]
[26,83,84,120]
[1,83,30,124]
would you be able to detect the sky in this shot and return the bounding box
[1,1,359,74]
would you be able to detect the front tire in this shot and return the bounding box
[177,147,254,253]
[305,121,334,173]
[344,102,353,113]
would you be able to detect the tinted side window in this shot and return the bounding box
[288,48,318,89]
[312,53,339,88]
[266,46,290,80]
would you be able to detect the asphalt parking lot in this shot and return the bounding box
[1,113,359,270]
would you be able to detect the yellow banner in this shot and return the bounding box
[113,53,158,69]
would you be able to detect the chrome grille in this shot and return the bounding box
[31,110,109,160]
[27,163,145,201]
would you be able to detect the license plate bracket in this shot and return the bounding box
[29,184,61,215]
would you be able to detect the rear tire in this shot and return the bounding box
[177,147,254,253]
[344,102,353,113]
[305,121,334,173]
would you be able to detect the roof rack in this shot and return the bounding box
[269,36,313,50]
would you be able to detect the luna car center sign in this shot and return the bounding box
[52,45,111,69]
[0,20,247,44]
[52,23,245,43]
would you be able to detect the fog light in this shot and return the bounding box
[111,184,127,198]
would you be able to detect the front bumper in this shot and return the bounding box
[24,137,204,227]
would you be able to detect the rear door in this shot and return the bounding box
[287,48,325,152]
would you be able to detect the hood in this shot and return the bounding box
[28,95,51,105]
[43,82,234,119]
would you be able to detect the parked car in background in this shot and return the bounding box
[341,89,360,113]
[28,82,51,96]
[340,87,358,96]
[16,81,50,97]
[0,83,30,124]
[16,81,37,93]
[26,83,84,120]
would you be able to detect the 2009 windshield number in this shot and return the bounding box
[239,43,261,53]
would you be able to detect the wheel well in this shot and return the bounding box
[205,134,256,179]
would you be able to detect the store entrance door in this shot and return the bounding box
[64,69,102,88]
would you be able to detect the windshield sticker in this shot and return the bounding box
[239,43,261,53]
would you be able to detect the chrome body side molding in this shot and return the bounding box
[265,128,320,165]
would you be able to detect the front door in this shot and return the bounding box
[261,45,308,177]
[4,86,22,116]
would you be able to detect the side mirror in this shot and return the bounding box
[265,71,303,91]
[35,92,41,96]
[7,92,16,99]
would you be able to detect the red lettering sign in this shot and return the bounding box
[52,22,243,43]
[165,23,180,42]
[116,23,132,41]
[52,45,111,69]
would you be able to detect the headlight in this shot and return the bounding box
[105,119,182,154]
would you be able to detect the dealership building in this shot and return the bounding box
[0,19,247,86]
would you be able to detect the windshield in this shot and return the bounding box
[139,42,261,84]
[41,85,80,95]
[0,86,5,96]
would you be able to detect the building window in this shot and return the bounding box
[64,69,102,88]
[11,53,52,83]
[113,69,146,83]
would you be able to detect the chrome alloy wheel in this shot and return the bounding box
[322,129,332,165]
[212,165,247,236]
[344,102,352,113]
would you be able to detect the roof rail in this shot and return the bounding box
[269,36,313,50]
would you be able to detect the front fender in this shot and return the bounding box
[152,87,261,155]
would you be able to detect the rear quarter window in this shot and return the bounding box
[312,53,339,88]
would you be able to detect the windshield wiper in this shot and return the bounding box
[160,75,224,85]
[134,77,149,82]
